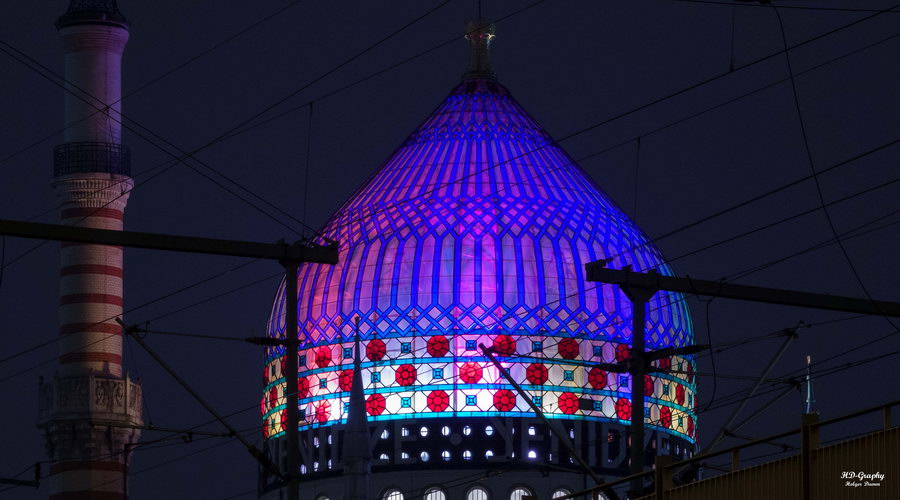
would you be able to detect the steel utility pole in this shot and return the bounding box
[585,259,900,496]
[621,284,655,496]
[283,259,300,500]
[585,282,706,497]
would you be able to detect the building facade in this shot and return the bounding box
[260,22,697,500]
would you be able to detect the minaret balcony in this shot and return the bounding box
[53,141,131,178]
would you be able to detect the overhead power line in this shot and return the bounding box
[317,0,900,240]
[770,4,900,332]
[0,0,458,241]
[0,0,307,169]
[0,264,279,382]
[673,0,900,13]
[0,40,316,238]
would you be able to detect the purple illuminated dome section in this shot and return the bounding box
[261,48,696,443]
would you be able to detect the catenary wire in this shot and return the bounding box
[0,0,457,241]
[0,0,306,169]
[8,0,896,277]
[6,1,897,276]
[0,262,275,382]
[770,4,900,331]
[0,257,263,366]
[572,27,900,177]
[673,0,900,13]
[314,1,900,239]
[0,0,541,248]
[0,40,315,239]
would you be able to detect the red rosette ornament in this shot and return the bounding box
[427,390,450,412]
[427,335,450,357]
[525,363,549,385]
[315,346,332,368]
[395,364,417,386]
[558,392,579,414]
[492,334,516,356]
[366,339,386,361]
[557,338,580,360]
[493,389,517,411]
[366,394,386,416]
[459,362,483,384]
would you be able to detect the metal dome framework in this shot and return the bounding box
[260,73,697,455]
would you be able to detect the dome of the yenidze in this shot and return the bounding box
[259,21,697,498]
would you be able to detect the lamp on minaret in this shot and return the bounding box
[37,1,142,499]
[463,19,496,80]
[342,318,372,500]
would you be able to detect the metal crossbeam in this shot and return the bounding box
[0,218,337,263]
[585,262,900,317]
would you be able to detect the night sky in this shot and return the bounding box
[2,1,899,498]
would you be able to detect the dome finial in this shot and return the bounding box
[463,19,496,80]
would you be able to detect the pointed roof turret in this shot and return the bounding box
[342,318,371,500]
[463,19,496,81]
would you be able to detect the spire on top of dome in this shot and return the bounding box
[56,0,129,30]
[463,19,496,81]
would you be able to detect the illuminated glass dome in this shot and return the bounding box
[260,22,696,489]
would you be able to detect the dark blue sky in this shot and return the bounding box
[2,1,899,498]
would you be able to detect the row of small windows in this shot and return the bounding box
[376,449,560,462]
[378,486,582,500]
[383,424,571,439]
[389,424,498,438]
[321,487,606,500]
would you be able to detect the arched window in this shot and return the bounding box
[552,489,571,499]
[383,489,404,500]
[420,451,430,462]
[424,487,447,500]
[315,495,330,500]
[467,486,489,500]
[420,426,429,437]
[510,487,533,500]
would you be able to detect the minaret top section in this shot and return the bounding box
[463,19,496,81]
[56,0,129,30]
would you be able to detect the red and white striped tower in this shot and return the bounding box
[38,2,142,498]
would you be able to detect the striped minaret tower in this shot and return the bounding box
[37,1,142,499]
